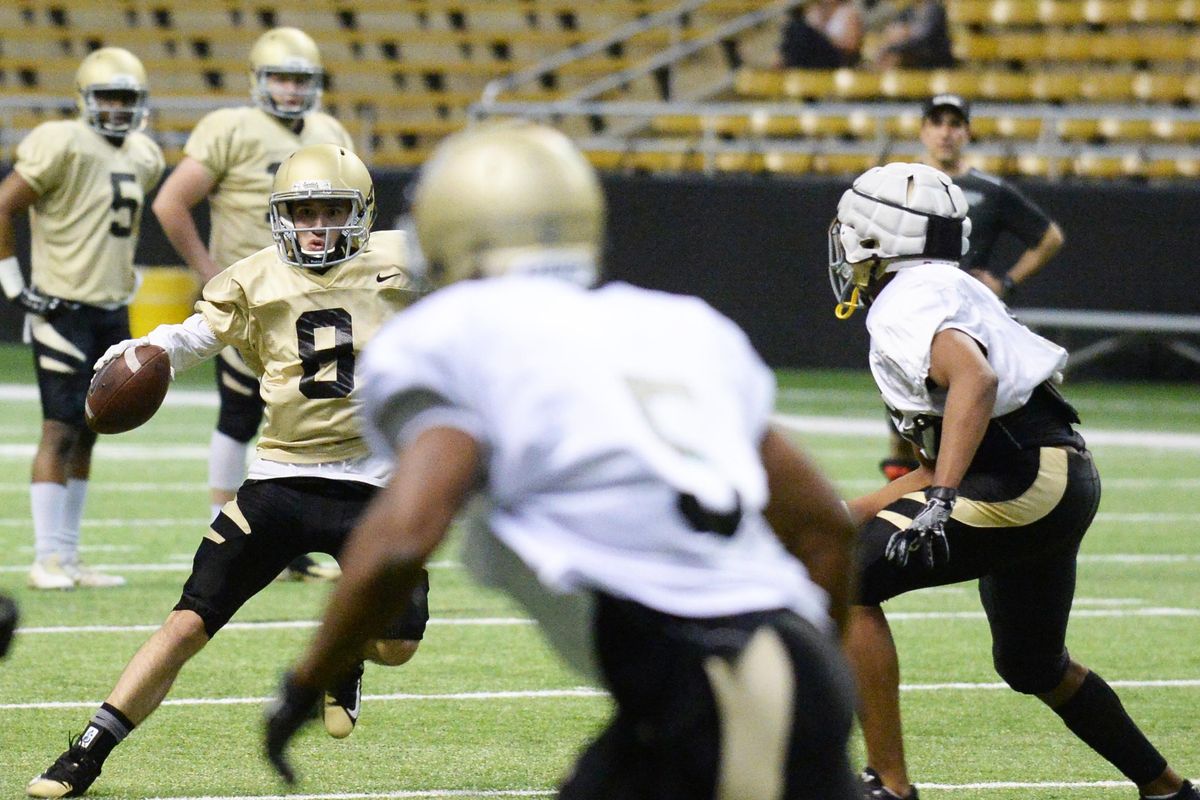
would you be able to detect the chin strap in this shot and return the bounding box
[834,285,862,320]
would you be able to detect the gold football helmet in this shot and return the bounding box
[249,27,323,119]
[409,121,605,289]
[269,144,375,268]
[75,47,149,138]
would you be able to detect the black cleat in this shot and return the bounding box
[1143,780,1200,800]
[26,736,102,798]
[861,767,919,800]
[324,661,363,739]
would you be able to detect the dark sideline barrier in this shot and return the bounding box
[1,169,1196,379]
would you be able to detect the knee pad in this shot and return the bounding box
[992,646,1069,695]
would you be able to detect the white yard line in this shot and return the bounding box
[0,559,462,574]
[144,778,1200,800]
[5,679,1199,713]
[17,618,533,635]
[149,792,555,800]
[770,412,1200,451]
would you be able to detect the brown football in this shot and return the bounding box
[85,344,172,434]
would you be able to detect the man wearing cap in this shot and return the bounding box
[920,93,1065,299]
[879,93,1066,482]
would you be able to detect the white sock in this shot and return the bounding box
[31,482,68,561]
[60,478,88,560]
[210,503,224,523]
[209,430,249,494]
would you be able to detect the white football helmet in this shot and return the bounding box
[249,28,323,119]
[268,144,375,268]
[75,48,149,138]
[408,120,605,289]
[828,162,971,319]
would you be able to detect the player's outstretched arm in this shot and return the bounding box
[151,157,222,284]
[761,427,858,635]
[94,314,224,377]
[266,426,481,783]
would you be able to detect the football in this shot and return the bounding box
[85,344,172,434]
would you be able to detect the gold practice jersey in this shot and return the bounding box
[195,230,419,464]
[184,107,353,269]
[14,120,164,306]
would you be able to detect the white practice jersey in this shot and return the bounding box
[866,262,1068,435]
[359,276,830,630]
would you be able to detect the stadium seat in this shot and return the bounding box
[762,151,815,175]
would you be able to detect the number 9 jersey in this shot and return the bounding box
[15,120,164,306]
[195,229,420,465]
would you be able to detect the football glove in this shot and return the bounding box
[264,671,321,785]
[884,486,955,570]
[0,593,17,658]
[13,287,78,320]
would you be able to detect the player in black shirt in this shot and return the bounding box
[880,93,1066,481]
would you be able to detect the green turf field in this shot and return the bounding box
[0,343,1196,798]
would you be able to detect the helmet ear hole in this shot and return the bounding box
[860,237,878,249]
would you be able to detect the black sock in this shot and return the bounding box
[1053,671,1167,786]
[76,703,135,765]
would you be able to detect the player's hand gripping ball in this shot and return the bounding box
[85,343,172,433]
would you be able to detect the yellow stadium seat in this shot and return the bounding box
[1056,118,1102,141]
[1150,118,1200,142]
[993,115,1043,139]
[762,151,815,175]
[1030,73,1082,101]
[1072,152,1138,178]
[796,112,854,138]
[813,152,877,175]
[1080,72,1136,100]
[833,69,880,100]
[927,70,981,97]
[749,113,805,138]
[990,0,1041,25]
[1132,73,1191,102]
[947,0,994,25]
[782,70,837,100]
[962,152,1013,173]
[879,69,934,99]
[978,71,1032,100]
[1015,153,1072,177]
[734,68,784,98]
[1041,0,1088,24]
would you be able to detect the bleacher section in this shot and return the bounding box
[0,0,762,166]
[0,0,1197,178]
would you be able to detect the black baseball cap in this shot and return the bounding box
[922,93,971,123]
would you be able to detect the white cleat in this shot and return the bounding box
[27,556,76,591]
[64,561,126,589]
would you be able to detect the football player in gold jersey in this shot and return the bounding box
[152,26,352,581]
[0,47,164,590]
[27,145,427,799]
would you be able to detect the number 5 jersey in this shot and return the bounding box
[15,119,164,306]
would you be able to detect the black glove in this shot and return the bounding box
[0,593,17,658]
[264,671,321,784]
[884,486,955,569]
[13,287,78,320]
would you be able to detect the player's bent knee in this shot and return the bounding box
[162,609,212,652]
[370,638,420,666]
[993,651,1067,695]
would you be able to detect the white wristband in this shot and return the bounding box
[0,256,25,300]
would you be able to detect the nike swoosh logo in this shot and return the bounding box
[376,272,405,283]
